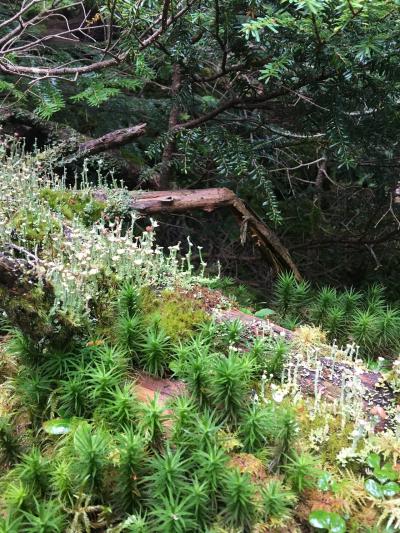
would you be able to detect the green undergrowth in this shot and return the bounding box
[138,287,209,342]
[1,279,399,532]
[1,146,400,532]
[271,273,400,359]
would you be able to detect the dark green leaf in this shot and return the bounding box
[42,418,74,435]
[365,478,384,499]
[309,510,346,532]
[383,481,400,497]
[255,308,275,318]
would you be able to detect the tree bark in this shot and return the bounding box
[157,64,181,189]
[61,123,147,163]
[92,187,302,279]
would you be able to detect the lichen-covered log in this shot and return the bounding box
[92,187,302,279]
[0,249,395,429]
[215,308,395,431]
[0,108,145,184]
[0,251,53,339]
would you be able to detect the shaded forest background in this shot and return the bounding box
[0,0,399,299]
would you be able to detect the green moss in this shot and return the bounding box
[298,406,354,467]
[320,418,354,467]
[0,280,84,346]
[0,284,53,341]
[139,287,159,315]
[39,188,105,225]
[139,288,209,341]
[11,209,61,244]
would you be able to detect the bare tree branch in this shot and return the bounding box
[0,0,199,79]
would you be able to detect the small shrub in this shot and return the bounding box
[85,361,125,403]
[376,307,400,354]
[5,330,41,367]
[22,498,65,533]
[293,279,312,315]
[209,352,253,423]
[310,286,338,325]
[323,305,346,342]
[264,338,289,379]
[339,288,363,315]
[270,406,299,471]
[118,283,141,317]
[138,395,167,449]
[116,513,150,532]
[98,384,138,429]
[350,309,379,355]
[274,272,298,316]
[221,319,245,345]
[168,395,199,446]
[41,347,79,379]
[239,404,272,452]
[58,372,89,418]
[115,429,147,514]
[2,481,32,512]
[194,444,228,500]
[189,409,221,452]
[365,283,386,314]
[95,344,129,375]
[50,459,75,506]
[146,446,190,500]
[14,448,50,497]
[248,337,269,363]
[0,514,23,533]
[184,476,210,529]
[176,345,212,407]
[0,415,21,465]
[150,492,195,533]
[14,369,52,426]
[72,423,109,494]
[116,313,144,355]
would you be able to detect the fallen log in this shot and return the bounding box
[134,308,395,432]
[214,308,395,431]
[92,187,302,279]
[60,123,147,163]
[0,108,145,184]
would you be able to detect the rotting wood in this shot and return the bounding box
[71,123,146,159]
[215,308,395,431]
[135,306,395,431]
